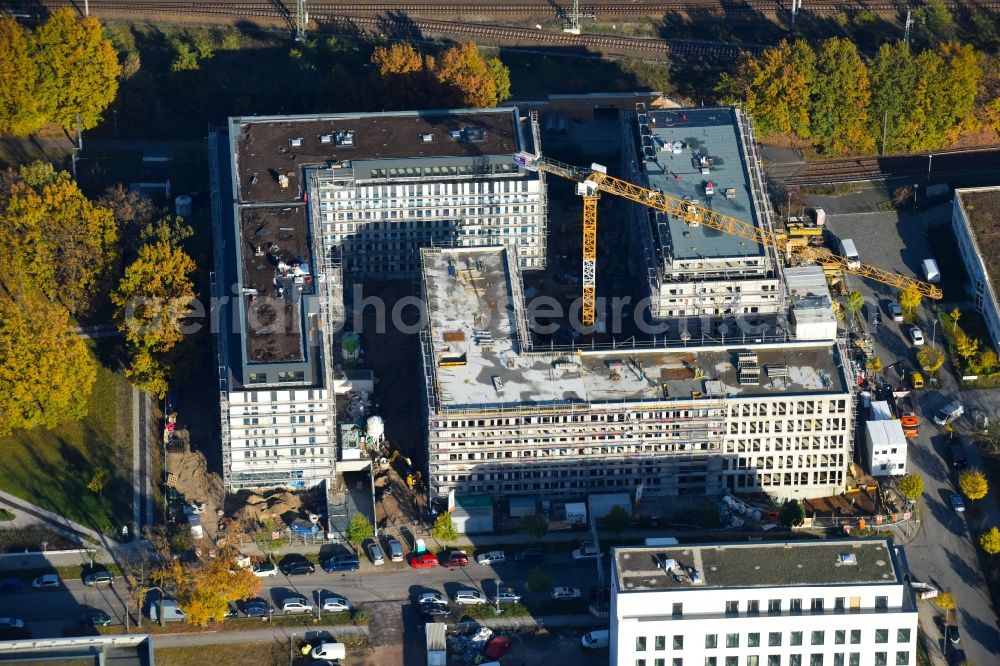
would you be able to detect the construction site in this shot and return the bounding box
[204,96,944,540]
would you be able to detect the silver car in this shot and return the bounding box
[320,594,351,612]
[281,596,315,614]
[385,536,404,562]
[367,542,385,566]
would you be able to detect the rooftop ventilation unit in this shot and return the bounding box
[335,130,355,147]
[289,137,303,147]
[737,351,760,386]
[320,134,333,144]
[420,133,434,143]
[464,127,487,142]
[837,553,858,566]
[449,129,462,140]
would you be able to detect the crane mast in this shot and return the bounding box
[514,152,943,320]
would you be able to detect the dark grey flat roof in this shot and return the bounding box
[640,107,763,261]
[615,540,901,592]
[233,109,523,203]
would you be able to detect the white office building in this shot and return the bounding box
[865,401,906,478]
[421,246,856,504]
[611,539,917,666]
[951,187,1000,353]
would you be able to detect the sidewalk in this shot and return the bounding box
[455,614,605,631]
[917,601,950,666]
[153,624,368,648]
[0,489,120,551]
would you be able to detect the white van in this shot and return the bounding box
[581,629,610,649]
[311,643,346,660]
[838,238,861,270]
[922,258,941,283]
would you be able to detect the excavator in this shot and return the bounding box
[514,153,943,327]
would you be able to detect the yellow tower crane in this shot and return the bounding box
[514,152,942,325]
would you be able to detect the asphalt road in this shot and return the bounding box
[825,208,1000,666]
[0,555,601,639]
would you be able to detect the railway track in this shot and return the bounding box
[775,147,1000,185]
[9,0,1000,18]
[4,0,764,59]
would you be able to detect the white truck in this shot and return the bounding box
[922,258,941,283]
[838,237,861,270]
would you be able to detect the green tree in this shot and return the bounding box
[869,41,916,153]
[519,513,549,540]
[810,38,875,155]
[898,473,924,502]
[87,468,109,496]
[0,16,46,136]
[918,0,956,42]
[486,57,511,105]
[346,513,373,546]
[525,567,551,594]
[779,499,806,528]
[980,526,1000,555]
[846,290,865,316]
[600,505,631,535]
[898,284,922,319]
[432,512,459,544]
[0,287,97,436]
[959,469,989,500]
[34,9,121,131]
[917,346,945,373]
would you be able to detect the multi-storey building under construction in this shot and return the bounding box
[420,245,854,504]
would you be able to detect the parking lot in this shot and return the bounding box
[820,200,1000,664]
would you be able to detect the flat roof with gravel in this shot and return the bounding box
[614,540,901,592]
[956,188,1000,296]
[232,108,522,203]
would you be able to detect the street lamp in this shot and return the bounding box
[931,318,938,349]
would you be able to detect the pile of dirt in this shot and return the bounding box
[229,489,305,527]
[168,449,225,539]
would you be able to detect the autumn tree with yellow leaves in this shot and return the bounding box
[0,162,119,316]
[154,551,262,627]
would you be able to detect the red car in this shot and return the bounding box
[438,550,469,567]
[408,552,439,569]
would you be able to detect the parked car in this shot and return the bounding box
[934,400,964,426]
[385,536,404,562]
[83,570,114,586]
[513,548,544,563]
[581,629,610,649]
[951,494,966,512]
[280,595,315,614]
[949,442,968,469]
[0,578,21,594]
[311,643,346,660]
[438,550,469,567]
[238,598,273,618]
[489,587,521,604]
[252,561,277,577]
[0,618,24,630]
[322,554,360,572]
[947,625,961,646]
[417,592,446,605]
[887,301,904,322]
[280,557,315,576]
[551,586,582,600]
[572,546,600,560]
[408,552,439,569]
[31,574,60,589]
[910,582,938,600]
[909,326,925,346]
[149,598,187,622]
[421,603,451,619]
[320,594,351,612]
[476,550,506,566]
[83,608,111,627]
[367,542,385,566]
[452,589,487,605]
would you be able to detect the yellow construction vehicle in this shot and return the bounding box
[514,153,943,325]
